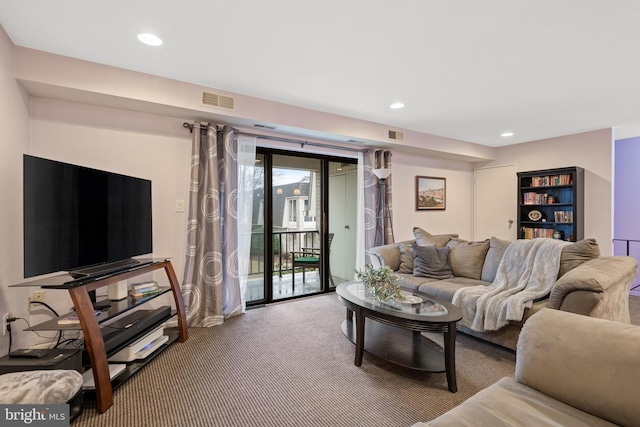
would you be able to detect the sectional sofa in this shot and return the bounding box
[413,308,640,426]
[369,228,638,350]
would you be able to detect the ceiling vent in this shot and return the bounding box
[202,91,235,110]
[388,130,404,141]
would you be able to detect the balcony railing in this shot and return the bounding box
[249,230,320,277]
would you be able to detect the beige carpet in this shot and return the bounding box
[73,294,640,427]
[73,293,516,426]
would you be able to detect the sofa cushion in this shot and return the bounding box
[446,238,490,280]
[396,273,440,292]
[481,236,511,283]
[413,227,458,248]
[412,244,454,279]
[418,277,486,301]
[558,238,600,277]
[397,243,415,274]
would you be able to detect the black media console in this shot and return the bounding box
[101,306,171,354]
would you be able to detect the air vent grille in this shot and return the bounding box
[388,130,404,141]
[202,91,235,110]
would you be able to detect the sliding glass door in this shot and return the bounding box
[327,161,358,289]
[271,154,322,299]
[246,152,266,303]
[246,149,356,306]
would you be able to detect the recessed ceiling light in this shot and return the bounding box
[501,132,514,137]
[137,33,163,47]
[389,103,405,109]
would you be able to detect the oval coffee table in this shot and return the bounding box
[336,281,462,392]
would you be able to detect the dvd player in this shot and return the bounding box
[108,326,168,362]
[100,306,171,354]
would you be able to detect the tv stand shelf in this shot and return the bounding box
[83,330,181,403]
[14,259,188,414]
[26,287,174,331]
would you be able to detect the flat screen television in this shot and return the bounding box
[23,155,153,279]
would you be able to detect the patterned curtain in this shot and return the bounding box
[362,149,394,262]
[377,150,394,246]
[362,151,377,264]
[182,122,246,326]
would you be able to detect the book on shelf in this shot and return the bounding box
[130,287,163,299]
[521,227,554,239]
[529,174,573,187]
[58,310,101,325]
[553,210,573,223]
[130,281,159,293]
[522,192,563,205]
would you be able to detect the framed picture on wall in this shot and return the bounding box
[416,176,446,210]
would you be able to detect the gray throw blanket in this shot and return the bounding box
[452,238,569,332]
[0,369,83,404]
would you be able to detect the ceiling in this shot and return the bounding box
[1,0,640,147]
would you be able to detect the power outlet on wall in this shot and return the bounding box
[27,290,46,311]
[2,313,12,336]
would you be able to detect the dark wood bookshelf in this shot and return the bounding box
[517,167,584,241]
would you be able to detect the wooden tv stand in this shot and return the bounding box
[70,259,188,413]
[14,259,188,413]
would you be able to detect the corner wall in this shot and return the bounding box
[391,153,475,242]
[481,128,613,255]
[0,25,30,354]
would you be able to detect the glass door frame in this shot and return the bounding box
[247,147,357,307]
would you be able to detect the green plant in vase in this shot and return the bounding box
[354,264,402,302]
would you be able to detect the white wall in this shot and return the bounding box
[0,93,192,352]
[391,152,475,242]
[0,25,31,354]
[388,129,614,254]
[480,128,613,255]
[14,47,496,163]
[29,97,192,278]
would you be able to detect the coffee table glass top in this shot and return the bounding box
[342,282,448,317]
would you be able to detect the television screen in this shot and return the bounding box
[23,155,153,278]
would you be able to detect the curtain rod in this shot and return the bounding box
[241,132,366,153]
[182,122,366,153]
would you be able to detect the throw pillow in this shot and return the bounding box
[446,238,490,280]
[397,243,415,274]
[481,236,512,282]
[445,237,467,248]
[412,244,454,279]
[558,238,600,278]
[413,227,458,248]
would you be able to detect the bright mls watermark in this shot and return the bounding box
[1,405,69,426]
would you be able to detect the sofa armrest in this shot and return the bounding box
[368,245,399,270]
[516,309,640,426]
[548,256,637,323]
[368,240,415,270]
